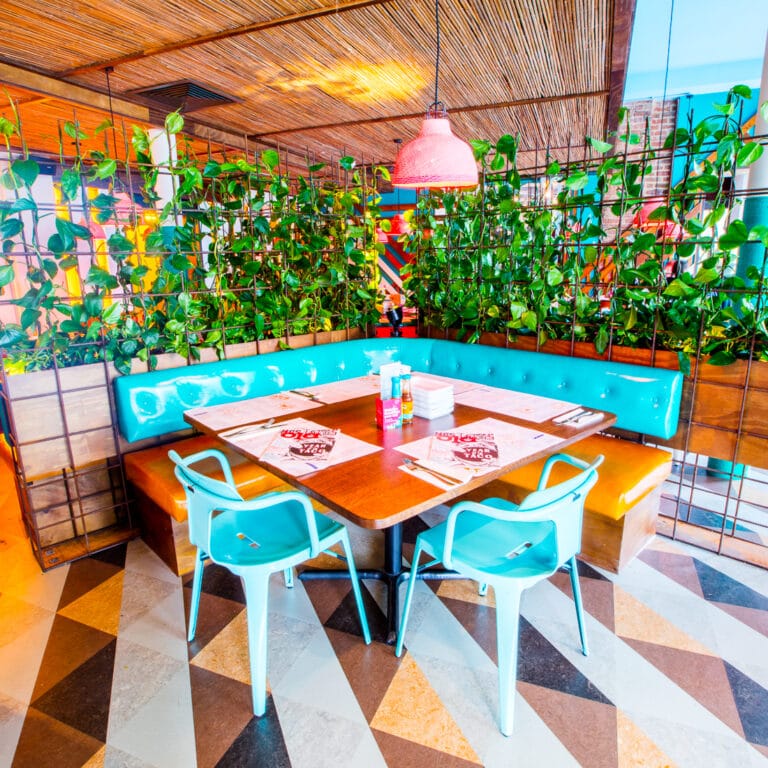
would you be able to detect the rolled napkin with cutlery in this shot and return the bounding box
[552,408,603,427]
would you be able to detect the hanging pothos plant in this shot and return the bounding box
[0,110,385,374]
[401,85,768,369]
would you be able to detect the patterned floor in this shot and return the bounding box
[1,503,768,767]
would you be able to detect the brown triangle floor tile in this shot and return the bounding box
[186,590,245,658]
[189,664,259,768]
[552,569,617,634]
[214,701,291,768]
[299,573,352,624]
[639,549,705,598]
[32,639,117,743]
[31,615,115,700]
[623,638,744,738]
[519,681,618,768]
[372,729,482,768]
[57,557,124,611]
[713,601,768,638]
[326,627,404,722]
[11,707,104,768]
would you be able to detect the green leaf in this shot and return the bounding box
[85,265,118,289]
[749,224,768,247]
[0,218,22,239]
[8,197,35,213]
[663,279,696,297]
[83,293,103,317]
[308,162,327,172]
[339,155,356,171]
[202,160,221,177]
[60,168,81,202]
[708,350,736,366]
[261,149,280,171]
[490,151,505,171]
[495,134,517,161]
[694,267,720,284]
[731,84,752,99]
[0,264,15,287]
[595,325,609,355]
[713,102,735,116]
[736,142,763,167]
[564,171,588,190]
[107,233,135,255]
[0,116,17,137]
[718,220,748,251]
[92,158,117,180]
[521,310,538,331]
[94,119,113,135]
[47,233,66,255]
[63,121,87,140]
[588,136,613,153]
[165,111,184,135]
[546,266,563,286]
[11,158,39,187]
[101,301,123,325]
[91,192,119,208]
[663,127,689,149]
[470,139,492,160]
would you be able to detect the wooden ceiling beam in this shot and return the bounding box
[605,0,637,138]
[0,62,150,122]
[250,89,609,139]
[58,0,395,77]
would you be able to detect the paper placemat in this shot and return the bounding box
[186,392,322,432]
[395,416,562,488]
[223,417,381,477]
[288,375,382,404]
[454,385,575,423]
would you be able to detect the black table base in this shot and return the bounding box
[299,522,459,645]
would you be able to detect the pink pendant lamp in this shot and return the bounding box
[392,0,478,190]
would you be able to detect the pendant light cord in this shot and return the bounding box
[433,0,441,108]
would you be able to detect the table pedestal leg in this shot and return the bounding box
[299,522,459,645]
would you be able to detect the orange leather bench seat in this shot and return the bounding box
[123,434,282,523]
[493,434,672,521]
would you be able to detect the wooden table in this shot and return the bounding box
[186,391,615,642]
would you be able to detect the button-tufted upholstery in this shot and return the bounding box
[115,338,682,443]
[114,338,684,574]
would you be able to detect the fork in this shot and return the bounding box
[403,457,461,486]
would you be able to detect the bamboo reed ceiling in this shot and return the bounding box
[0,0,634,171]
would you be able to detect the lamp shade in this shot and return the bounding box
[392,116,478,189]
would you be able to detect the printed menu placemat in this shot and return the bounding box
[454,385,575,423]
[223,417,381,477]
[394,416,562,487]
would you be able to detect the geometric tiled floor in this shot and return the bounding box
[2,496,767,768]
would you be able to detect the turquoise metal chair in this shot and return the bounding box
[395,453,603,736]
[170,448,371,716]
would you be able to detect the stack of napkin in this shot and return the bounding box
[411,377,454,419]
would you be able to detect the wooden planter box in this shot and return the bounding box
[1,330,369,569]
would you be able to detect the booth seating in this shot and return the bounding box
[114,337,683,574]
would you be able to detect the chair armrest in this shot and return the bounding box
[168,448,236,487]
[537,453,604,491]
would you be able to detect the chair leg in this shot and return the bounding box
[568,556,589,656]
[339,529,371,644]
[495,587,522,736]
[283,567,294,588]
[395,539,424,657]
[242,575,271,717]
[478,583,488,597]
[187,549,206,642]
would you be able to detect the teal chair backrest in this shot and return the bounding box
[169,448,244,552]
[515,455,602,568]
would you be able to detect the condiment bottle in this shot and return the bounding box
[391,375,403,428]
[400,373,413,424]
